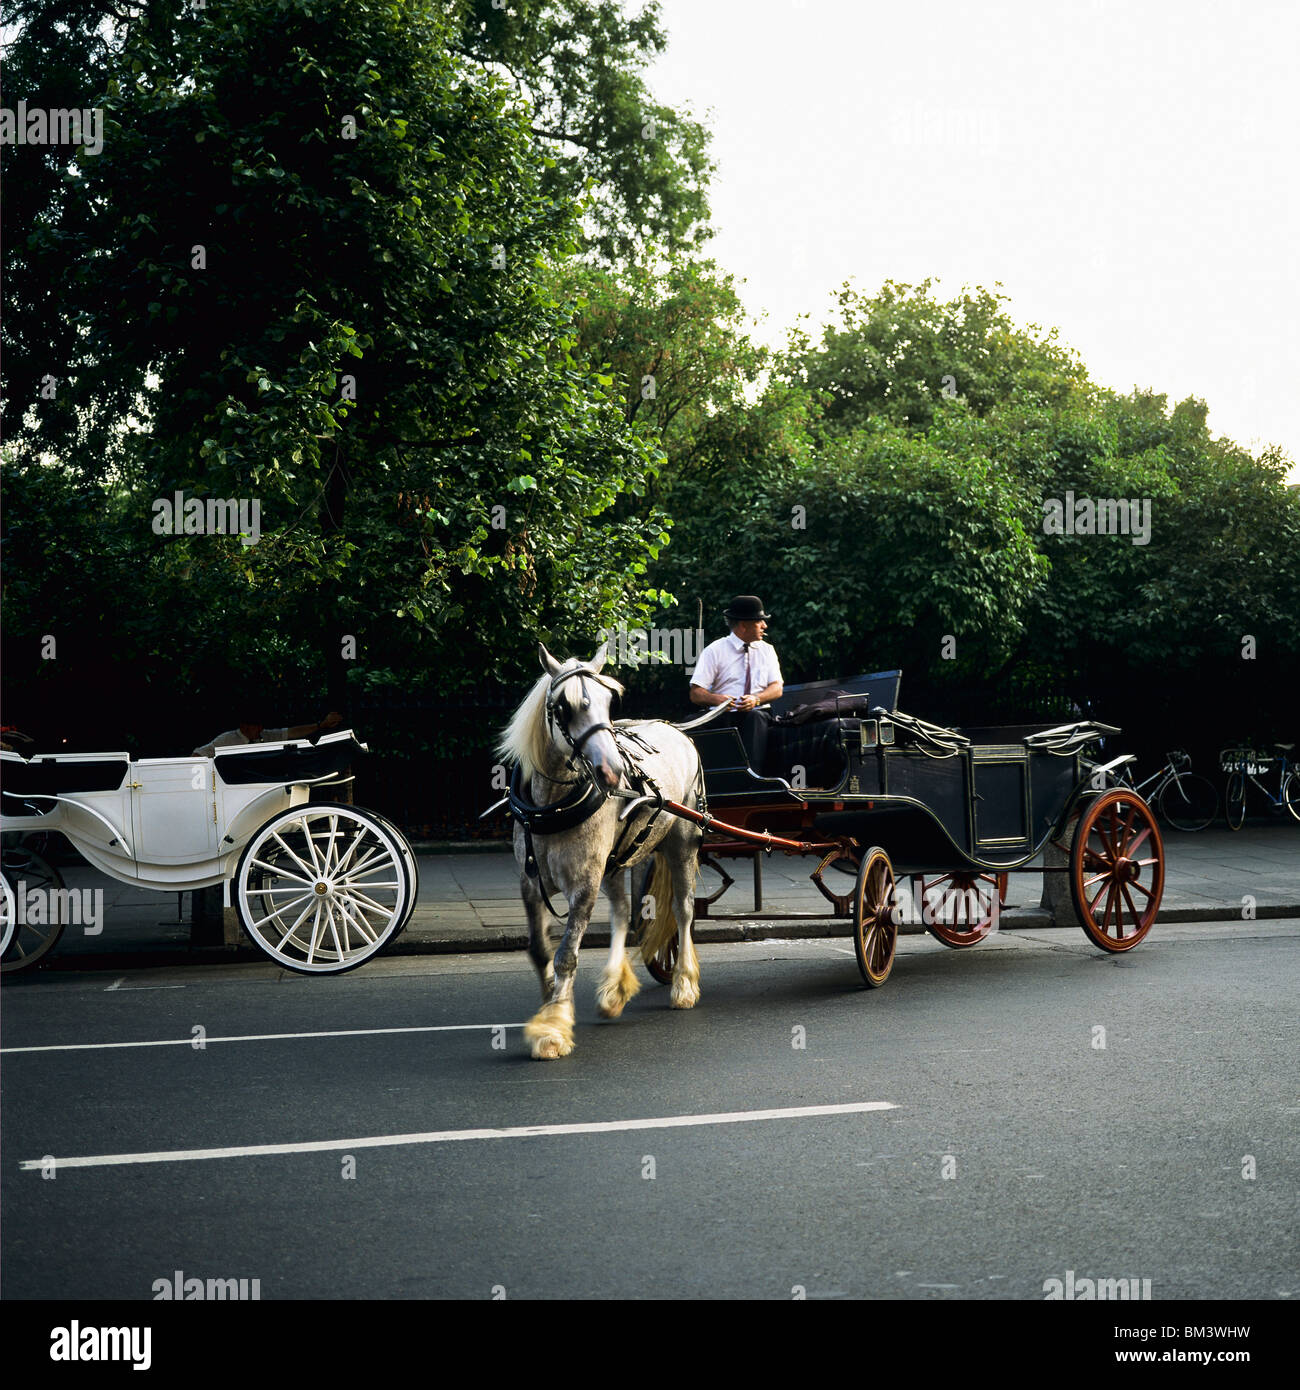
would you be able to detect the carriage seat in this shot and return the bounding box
[0,750,131,797]
[762,670,902,788]
[212,731,363,786]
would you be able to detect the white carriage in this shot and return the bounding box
[0,731,417,974]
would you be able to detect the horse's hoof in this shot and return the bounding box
[670,979,700,1009]
[596,960,640,1018]
[524,1001,574,1058]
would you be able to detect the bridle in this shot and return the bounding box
[544,662,624,775]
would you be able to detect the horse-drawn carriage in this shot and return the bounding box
[498,646,1165,1058]
[0,731,417,974]
[650,667,1164,986]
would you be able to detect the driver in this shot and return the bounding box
[688,595,783,770]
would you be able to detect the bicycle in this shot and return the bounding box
[1220,744,1300,830]
[1087,748,1219,831]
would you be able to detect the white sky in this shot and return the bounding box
[645,0,1300,480]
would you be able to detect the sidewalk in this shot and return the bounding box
[8,823,1298,972]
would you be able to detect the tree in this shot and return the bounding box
[2,0,675,744]
[450,0,714,263]
[643,399,1048,714]
[780,279,1089,438]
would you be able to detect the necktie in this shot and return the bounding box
[743,643,752,695]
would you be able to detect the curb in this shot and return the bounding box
[20,902,1296,975]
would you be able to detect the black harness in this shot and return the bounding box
[505,662,687,917]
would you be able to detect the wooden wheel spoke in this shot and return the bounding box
[1096,811,1118,859]
[1100,881,1117,933]
[1124,824,1152,857]
[1083,844,1113,871]
[1119,882,1142,929]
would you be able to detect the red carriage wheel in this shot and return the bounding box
[852,846,898,987]
[1069,789,1164,952]
[917,870,1003,948]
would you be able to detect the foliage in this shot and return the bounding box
[2,0,684,740]
[780,279,1089,437]
[450,0,714,262]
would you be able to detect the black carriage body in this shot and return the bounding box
[691,670,1089,875]
[811,736,1085,874]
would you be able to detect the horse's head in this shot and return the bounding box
[539,642,625,790]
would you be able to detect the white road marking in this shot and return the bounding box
[2,1023,524,1055]
[20,1101,896,1171]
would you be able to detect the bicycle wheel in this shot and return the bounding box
[1283,770,1300,825]
[1157,774,1218,832]
[1224,772,1246,831]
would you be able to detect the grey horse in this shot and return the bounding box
[497,642,704,1059]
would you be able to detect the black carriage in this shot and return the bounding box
[642,669,1165,988]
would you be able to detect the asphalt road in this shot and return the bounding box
[3,921,1297,1302]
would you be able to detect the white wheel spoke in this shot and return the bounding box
[305,904,325,964]
[341,887,399,919]
[338,842,387,879]
[324,901,346,961]
[335,895,382,944]
[330,831,375,879]
[273,897,318,949]
[300,820,327,875]
[316,815,341,873]
[249,892,314,931]
[249,857,312,886]
[269,831,316,880]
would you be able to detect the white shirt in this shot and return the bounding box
[690,634,783,700]
[191,728,290,759]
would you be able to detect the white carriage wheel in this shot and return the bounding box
[234,805,411,974]
[1,848,68,974]
[0,873,15,960]
[359,807,419,936]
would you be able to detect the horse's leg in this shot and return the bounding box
[520,869,563,1003]
[666,830,702,1010]
[524,884,598,1059]
[596,869,640,1019]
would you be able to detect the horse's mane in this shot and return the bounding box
[496,659,624,779]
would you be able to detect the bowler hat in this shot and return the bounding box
[724,595,770,622]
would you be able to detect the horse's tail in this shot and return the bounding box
[638,852,678,966]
